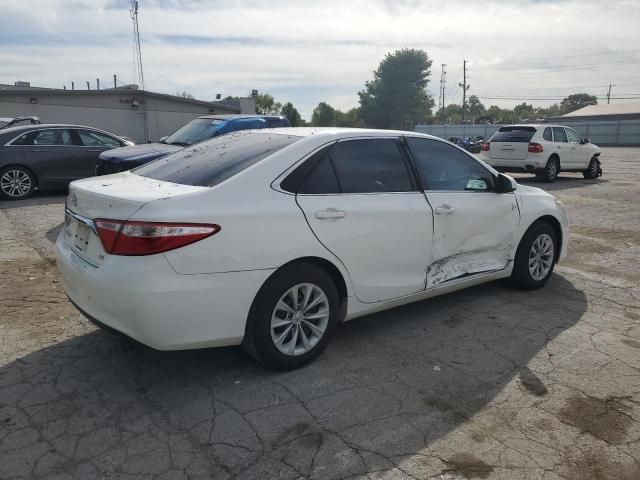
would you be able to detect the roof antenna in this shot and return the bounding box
[130,1,145,91]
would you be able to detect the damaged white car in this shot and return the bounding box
[56,128,568,370]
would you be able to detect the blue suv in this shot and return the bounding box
[96,114,291,175]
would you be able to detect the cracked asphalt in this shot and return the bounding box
[1,147,639,480]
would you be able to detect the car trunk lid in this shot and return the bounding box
[488,126,536,161]
[64,172,207,266]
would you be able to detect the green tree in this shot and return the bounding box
[467,95,485,117]
[513,102,535,122]
[280,102,302,126]
[560,93,597,114]
[336,108,363,127]
[253,92,282,115]
[358,48,435,129]
[175,91,194,99]
[312,102,337,126]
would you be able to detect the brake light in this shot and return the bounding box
[95,219,220,256]
[481,142,490,151]
[528,142,544,153]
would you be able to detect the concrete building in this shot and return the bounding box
[0,82,256,143]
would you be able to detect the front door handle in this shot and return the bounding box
[315,209,346,220]
[31,149,45,152]
[86,149,100,152]
[435,204,456,215]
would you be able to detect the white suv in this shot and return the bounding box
[479,124,602,182]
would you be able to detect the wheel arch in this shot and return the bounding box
[522,215,563,262]
[548,152,560,169]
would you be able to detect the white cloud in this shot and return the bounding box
[1,0,639,119]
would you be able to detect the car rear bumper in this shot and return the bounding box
[55,232,274,350]
[481,154,547,171]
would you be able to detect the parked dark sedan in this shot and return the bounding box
[96,114,291,175]
[0,124,132,200]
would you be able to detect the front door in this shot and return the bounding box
[564,127,589,169]
[551,126,571,169]
[75,129,126,177]
[405,137,520,287]
[295,138,434,303]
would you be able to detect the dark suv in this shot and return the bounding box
[96,114,291,175]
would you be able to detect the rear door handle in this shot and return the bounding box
[31,149,45,152]
[435,205,456,215]
[315,209,346,220]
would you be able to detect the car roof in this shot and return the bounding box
[499,124,571,129]
[239,127,442,141]
[196,114,287,121]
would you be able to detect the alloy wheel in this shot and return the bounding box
[528,233,554,281]
[0,169,32,198]
[270,283,330,356]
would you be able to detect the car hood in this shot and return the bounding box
[99,143,183,164]
[515,183,553,198]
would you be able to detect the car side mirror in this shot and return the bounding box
[582,137,590,144]
[494,173,517,193]
[159,136,168,143]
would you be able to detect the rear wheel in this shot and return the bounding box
[583,157,602,179]
[535,157,559,183]
[243,263,339,370]
[509,222,557,290]
[0,166,36,200]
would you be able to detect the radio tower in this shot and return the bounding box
[439,64,447,111]
[130,1,145,90]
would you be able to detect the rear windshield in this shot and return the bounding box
[133,131,300,187]
[491,126,536,143]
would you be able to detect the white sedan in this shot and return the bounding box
[56,128,568,369]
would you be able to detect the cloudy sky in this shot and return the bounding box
[2,0,640,120]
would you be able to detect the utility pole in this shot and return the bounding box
[459,60,470,123]
[439,64,447,111]
[113,74,117,88]
[130,1,145,90]
[607,83,615,104]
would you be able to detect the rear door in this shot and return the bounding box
[551,126,570,168]
[488,127,536,161]
[564,127,589,169]
[295,138,434,303]
[75,129,125,177]
[20,128,86,186]
[405,137,519,287]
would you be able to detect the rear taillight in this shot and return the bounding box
[481,142,490,151]
[95,219,220,256]
[528,142,544,153]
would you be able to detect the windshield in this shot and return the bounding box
[162,118,225,146]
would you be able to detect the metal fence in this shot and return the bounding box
[414,119,640,146]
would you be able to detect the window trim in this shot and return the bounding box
[564,126,583,144]
[5,127,125,147]
[75,128,125,148]
[292,136,420,196]
[403,135,499,194]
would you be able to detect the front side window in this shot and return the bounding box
[406,137,493,192]
[565,128,581,143]
[552,127,568,143]
[543,127,553,141]
[328,139,413,193]
[134,131,300,187]
[78,130,122,147]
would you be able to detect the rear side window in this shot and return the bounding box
[134,131,300,187]
[16,129,74,146]
[491,127,536,143]
[329,139,413,193]
[552,127,568,143]
[543,127,552,141]
[267,118,290,128]
[298,155,340,194]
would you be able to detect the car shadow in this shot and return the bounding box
[0,273,586,479]
[514,174,607,192]
[0,189,67,210]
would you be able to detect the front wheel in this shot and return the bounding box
[0,166,36,200]
[509,222,557,290]
[243,263,340,370]
[583,157,602,179]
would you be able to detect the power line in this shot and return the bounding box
[470,60,640,78]
[472,48,640,65]
[478,94,640,101]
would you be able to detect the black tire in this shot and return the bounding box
[583,157,602,179]
[0,165,36,200]
[535,157,559,183]
[243,263,340,370]
[509,222,558,290]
